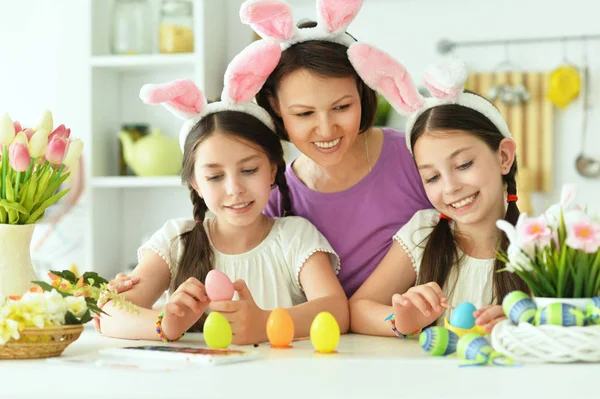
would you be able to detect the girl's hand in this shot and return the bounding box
[209,280,269,345]
[107,273,140,293]
[161,277,209,340]
[392,282,447,333]
[474,305,506,332]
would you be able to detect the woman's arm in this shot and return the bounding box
[98,251,172,340]
[349,241,417,336]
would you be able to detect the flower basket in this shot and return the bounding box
[0,324,83,359]
[491,319,600,363]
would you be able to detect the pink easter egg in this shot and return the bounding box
[205,270,234,301]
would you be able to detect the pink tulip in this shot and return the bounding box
[45,135,69,164]
[9,141,31,172]
[48,124,71,141]
[13,121,22,134]
[23,128,34,141]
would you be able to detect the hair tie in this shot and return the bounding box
[506,195,518,203]
[195,219,203,224]
[439,213,451,221]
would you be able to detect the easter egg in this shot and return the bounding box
[310,312,340,353]
[502,290,537,325]
[586,297,600,325]
[419,327,458,356]
[449,302,477,329]
[266,308,295,348]
[205,270,234,301]
[537,303,585,327]
[203,311,232,349]
[456,333,492,364]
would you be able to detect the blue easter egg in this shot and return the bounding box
[450,302,477,329]
[457,333,492,363]
[502,291,537,325]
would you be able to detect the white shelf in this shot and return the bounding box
[90,54,196,71]
[90,176,184,188]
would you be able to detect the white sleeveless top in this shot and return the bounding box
[138,216,340,310]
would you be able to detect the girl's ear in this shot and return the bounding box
[270,163,278,185]
[268,94,281,117]
[498,138,517,175]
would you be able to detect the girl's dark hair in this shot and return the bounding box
[411,102,528,305]
[173,111,293,330]
[255,20,378,141]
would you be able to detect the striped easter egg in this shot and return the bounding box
[585,297,600,325]
[419,327,458,356]
[456,333,492,364]
[537,303,585,326]
[502,291,537,325]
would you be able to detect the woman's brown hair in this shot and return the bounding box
[173,111,293,330]
[410,103,528,304]
[255,21,378,141]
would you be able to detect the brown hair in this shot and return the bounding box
[410,103,528,305]
[255,21,378,141]
[173,111,293,330]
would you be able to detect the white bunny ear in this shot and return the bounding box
[240,0,294,41]
[222,40,281,104]
[348,42,424,115]
[423,59,467,100]
[317,0,363,34]
[140,79,206,120]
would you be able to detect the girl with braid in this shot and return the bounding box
[96,40,348,345]
[346,44,528,337]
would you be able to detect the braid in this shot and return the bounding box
[275,164,294,216]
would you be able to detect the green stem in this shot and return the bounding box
[1,146,7,199]
[14,171,21,199]
[22,157,34,185]
[52,165,66,183]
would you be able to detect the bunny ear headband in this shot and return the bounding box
[240,0,363,51]
[139,39,281,152]
[347,43,513,154]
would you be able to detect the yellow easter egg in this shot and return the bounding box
[310,311,340,353]
[203,311,232,349]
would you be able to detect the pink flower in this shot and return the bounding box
[45,135,69,164]
[9,141,31,172]
[13,121,22,134]
[48,124,71,141]
[517,215,553,248]
[566,217,600,254]
[23,128,34,141]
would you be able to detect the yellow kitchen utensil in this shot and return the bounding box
[546,65,580,108]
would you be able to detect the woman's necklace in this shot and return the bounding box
[312,131,372,192]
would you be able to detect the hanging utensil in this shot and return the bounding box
[488,43,530,106]
[575,42,600,178]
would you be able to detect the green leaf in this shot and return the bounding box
[0,199,29,215]
[0,207,6,224]
[4,177,18,224]
[78,309,93,324]
[20,172,36,207]
[25,187,70,224]
[32,167,53,205]
[32,173,69,213]
[49,269,78,284]
[82,271,109,287]
[64,311,82,325]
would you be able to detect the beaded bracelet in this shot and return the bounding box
[385,313,421,338]
[155,311,185,343]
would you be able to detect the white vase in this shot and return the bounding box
[533,297,591,312]
[0,224,38,299]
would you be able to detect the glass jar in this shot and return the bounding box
[159,0,194,54]
[111,0,153,55]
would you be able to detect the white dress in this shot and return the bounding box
[393,209,494,321]
[138,216,340,310]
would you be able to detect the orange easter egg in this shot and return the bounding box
[266,308,294,348]
[205,270,234,301]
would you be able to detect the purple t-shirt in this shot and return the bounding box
[264,128,432,297]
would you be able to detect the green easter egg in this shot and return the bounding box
[419,327,458,356]
[502,291,537,324]
[538,303,585,327]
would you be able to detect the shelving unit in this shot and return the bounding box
[83,0,228,277]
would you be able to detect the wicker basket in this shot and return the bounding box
[491,319,600,363]
[0,324,84,360]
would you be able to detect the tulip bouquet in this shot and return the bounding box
[497,184,600,298]
[0,110,83,225]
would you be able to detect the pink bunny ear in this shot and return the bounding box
[423,59,467,100]
[140,79,206,119]
[240,0,294,41]
[317,0,363,33]
[223,40,281,104]
[348,43,424,115]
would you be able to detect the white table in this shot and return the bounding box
[1,325,598,399]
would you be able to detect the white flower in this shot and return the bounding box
[43,290,68,325]
[505,244,534,273]
[0,318,20,345]
[65,296,87,318]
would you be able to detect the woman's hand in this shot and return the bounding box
[209,280,269,345]
[392,282,447,333]
[473,305,506,332]
[161,277,210,340]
